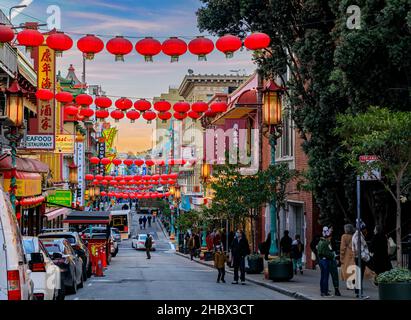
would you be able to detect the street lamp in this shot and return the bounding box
[262,80,285,257]
[174,186,182,247]
[200,163,211,248]
[68,162,78,208]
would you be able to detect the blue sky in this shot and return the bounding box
[1,0,255,152]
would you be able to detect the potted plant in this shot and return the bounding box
[246,254,264,274]
[376,268,411,300]
[268,256,293,281]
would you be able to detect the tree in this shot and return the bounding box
[175,210,202,234]
[335,107,411,265]
[197,0,411,228]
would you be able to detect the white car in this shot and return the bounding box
[131,234,156,251]
[22,237,63,300]
[0,187,33,300]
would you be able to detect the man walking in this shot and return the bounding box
[280,230,293,257]
[145,234,153,259]
[188,233,195,261]
[139,216,143,230]
[230,230,250,285]
[142,215,147,229]
[147,215,152,228]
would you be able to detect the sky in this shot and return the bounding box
[1,0,255,153]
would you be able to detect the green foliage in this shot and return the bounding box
[268,256,292,265]
[376,268,411,284]
[175,210,201,233]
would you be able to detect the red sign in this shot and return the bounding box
[359,155,378,163]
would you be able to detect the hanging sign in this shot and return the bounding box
[76,141,85,206]
[359,155,381,181]
[55,134,75,154]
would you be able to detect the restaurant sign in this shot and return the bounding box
[25,135,55,150]
[47,190,72,208]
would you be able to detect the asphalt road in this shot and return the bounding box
[68,209,292,300]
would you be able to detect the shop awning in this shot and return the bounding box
[63,211,112,225]
[45,208,71,221]
[0,155,49,173]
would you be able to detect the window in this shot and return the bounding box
[276,109,294,159]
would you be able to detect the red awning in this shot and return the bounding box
[235,89,257,105]
[0,155,49,173]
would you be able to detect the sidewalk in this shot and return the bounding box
[175,251,379,300]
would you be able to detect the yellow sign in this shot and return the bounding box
[3,177,42,197]
[55,134,75,154]
[102,128,117,150]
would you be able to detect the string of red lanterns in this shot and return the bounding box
[87,157,187,167]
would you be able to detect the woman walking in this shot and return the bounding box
[370,225,392,275]
[340,224,356,289]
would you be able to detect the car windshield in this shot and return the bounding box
[23,239,35,254]
[42,242,62,254]
[139,235,147,240]
[39,234,77,244]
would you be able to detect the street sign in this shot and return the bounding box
[359,155,380,181]
[47,190,72,207]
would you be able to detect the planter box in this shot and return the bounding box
[246,257,264,274]
[378,282,411,300]
[268,262,294,281]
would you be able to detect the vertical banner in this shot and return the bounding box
[98,142,106,175]
[76,141,85,206]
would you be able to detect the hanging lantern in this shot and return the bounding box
[216,34,242,58]
[134,99,151,113]
[79,107,94,118]
[173,101,190,113]
[85,174,94,181]
[89,157,100,165]
[155,160,165,166]
[143,110,156,123]
[100,180,108,186]
[134,159,144,166]
[46,31,73,57]
[204,109,216,118]
[56,92,73,104]
[145,159,154,167]
[95,174,104,181]
[174,112,187,121]
[169,173,179,179]
[17,28,44,53]
[162,37,187,62]
[100,191,107,197]
[188,111,200,120]
[0,24,15,47]
[154,100,171,112]
[5,79,25,127]
[244,32,271,51]
[115,176,123,181]
[35,89,54,101]
[106,36,133,62]
[95,109,109,122]
[158,111,172,123]
[126,110,140,123]
[210,101,228,113]
[123,159,134,167]
[75,94,93,107]
[135,37,162,62]
[76,114,85,122]
[77,34,104,60]
[95,96,112,109]
[191,101,208,113]
[188,36,214,61]
[263,81,284,125]
[64,104,79,116]
[101,158,111,166]
[112,159,122,166]
[111,109,125,122]
[115,97,133,112]
[105,176,113,181]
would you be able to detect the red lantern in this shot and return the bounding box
[77,34,104,60]
[79,107,94,118]
[191,101,208,113]
[162,37,187,62]
[169,173,179,179]
[158,112,172,122]
[155,160,165,166]
[111,110,124,122]
[173,101,190,113]
[210,101,228,113]
[134,159,144,166]
[216,34,242,58]
[95,109,109,122]
[244,32,271,50]
[100,180,108,186]
[134,99,151,112]
[154,100,171,112]
[105,176,113,181]
[75,94,93,107]
[145,160,154,167]
[168,180,176,185]
[76,114,85,122]
[56,92,73,104]
[143,110,156,123]
[123,159,133,167]
[64,104,79,116]
[17,28,44,53]
[188,36,214,61]
[160,180,168,185]
[89,157,100,164]
[174,112,187,120]
[135,37,162,62]
[205,109,216,118]
[106,36,133,62]
[95,96,112,109]
[101,158,111,165]
[115,97,132,112]
[0,24,15,47]
[126,110,140,123]
[115,176,123,181]
[161,174,170,180]
[188,111,200,120]
[119,180,127,186]
[95,174,104,181]
[35,89,54,101]
[46,31,73,56]
[109,180,118,186]
[112,159,122,166]
[85,174,94,181]
[100,191,107,197]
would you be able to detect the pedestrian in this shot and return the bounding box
[142,215,147,229]
[340,224,356,289]
[230,230,250,285]
[213,230,221,249]
[369,225,392,275]
[291,234,304,275]
[145,234,153,259]
[147,215,152,228]
[352,220,373,299]
[259,232,271,261]
[139,216,143,230]
[317,226,335,297]
[188,233,196,260]
[122,203,129,210]
[328,227,341,296]
[214,245,226,283]
[194,232,201,257]
[310,234,321,270]
[280,230,293,257]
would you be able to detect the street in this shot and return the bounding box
[68,212,292,300]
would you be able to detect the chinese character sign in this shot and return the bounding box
[37,45,55,136]
[76,141,85,206]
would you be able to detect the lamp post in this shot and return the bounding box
[169,185,176,240]
[174,186,181,247]
[262,80,285,257]
[68,162,78,208]
[200,163,211,248]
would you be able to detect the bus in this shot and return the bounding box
[110,210,131,240]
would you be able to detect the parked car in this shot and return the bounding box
[22,237,62,300]
[131,234,156,251]
[41,238,83,294]
[0,187,33,300]
[38,231,91,280]
[111,228,121,242]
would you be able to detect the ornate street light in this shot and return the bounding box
[68,162,78,208]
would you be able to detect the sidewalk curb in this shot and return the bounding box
[156,219,170,241]
[175,252,312,300]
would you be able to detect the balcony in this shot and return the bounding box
[0,11,17,77]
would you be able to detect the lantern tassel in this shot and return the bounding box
[86,53,95,60]
[198,54,207,61]
[115,54,125,62]
[225,52,234,59]
[170,56,179,63]
[144,55,154,62]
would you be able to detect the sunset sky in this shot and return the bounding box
[2,0,255,153]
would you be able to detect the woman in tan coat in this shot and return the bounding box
[340,224,355,288]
